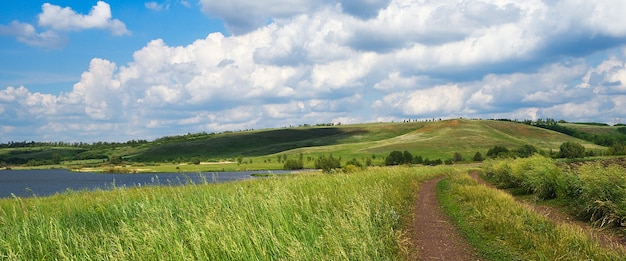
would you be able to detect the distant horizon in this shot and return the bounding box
[2,1,626,143]
[0,117,619,144]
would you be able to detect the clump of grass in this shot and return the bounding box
[483,156,626,227]
[0,166,450,260]
[438,172,625,260]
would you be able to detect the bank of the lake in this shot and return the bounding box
[0,169,293,198]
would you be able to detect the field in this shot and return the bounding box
[1,119,605,172]
[2,119,626,259]
[0,166,448,260]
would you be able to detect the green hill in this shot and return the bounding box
[0,119,606,168]
[131,119,602,162]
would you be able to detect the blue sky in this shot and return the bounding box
[1,0,626,142]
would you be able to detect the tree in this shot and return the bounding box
[51,153,62,164]
[385,151,404,166]
[453,152,463,162]
[402,150,414,164]
[237,155,244,165]
[283,159,304,170]
[487,146,510,158]
[559,141,585,159]
[315,155,341,173]
[345,158,363,169]
[516,144,538,158]
[109,155,122,165]
[473,152,484,162]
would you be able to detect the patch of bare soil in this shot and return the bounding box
[470,172,626,252]
[408,176,479,260]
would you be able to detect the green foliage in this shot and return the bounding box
[576,163,626,227]
[452,152,463,162]
[473,151,483,162]
[283,159,304,170]
[486,145,511,158]
[484,157,626,228]
[439,173,625,260]
[385,150,415,166]
[515,144,538,158]
[190,157,201,165]
[559,141,585,158]
[314,154,341,173]
[109,155,122,165]
[345,158,363,169]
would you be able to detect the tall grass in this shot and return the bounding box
[0,166,450,260]
[483,156,626,227]
[438,173,626,260]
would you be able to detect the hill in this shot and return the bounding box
[132,119,602,162]
[0,119,605,169]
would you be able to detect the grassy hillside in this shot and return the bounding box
[1,119,605,170]
[131,122,426,161]
[267,119,602,161]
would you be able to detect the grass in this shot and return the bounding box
[3,119,603,172]
[438,172,626,260]
[0,166,451,260]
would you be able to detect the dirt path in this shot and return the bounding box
[409,176,479,260]
[470,172,626,251]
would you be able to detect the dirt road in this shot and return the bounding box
[409,176,479,260]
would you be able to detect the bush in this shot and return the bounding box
[190,157,201,165]
[345,158,363,169]
[577,163,626,226]
[559,141,585,159]
[315,155,341,173]
[486,145,511,158]
[283,159,304,170]
[473,151,484,162]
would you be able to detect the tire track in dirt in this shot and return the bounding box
[409,176,479,260]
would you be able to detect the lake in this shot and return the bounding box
[0,169,286,198]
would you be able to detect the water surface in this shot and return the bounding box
[0,169,282,198]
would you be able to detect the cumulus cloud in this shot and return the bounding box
[0,21,65,48]
[0,1,129,49]
[38,1,130,35]
[3,0,626,142]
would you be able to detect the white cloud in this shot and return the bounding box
[3,0,626,142]
[0,1,129,49]
[38,1,130,35]
[374,84,467,116]
[0,21,65,48]
[145,2,166,12]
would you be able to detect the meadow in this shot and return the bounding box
[438,172,626,260]
[1,119,604,173]
[0,166,449,260]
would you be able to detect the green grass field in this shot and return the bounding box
[1,119,605,172]
[0,166,450,260]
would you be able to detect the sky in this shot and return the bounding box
[1,1,626,143]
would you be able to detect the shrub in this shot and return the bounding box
[283,159,304,170]
[315,155,341,173]
[577,163,626,226]
[559,141,585,159]
[486,145,511,158]
[190,157,201,165]
[473,151,484,162]
[345,158,363,169]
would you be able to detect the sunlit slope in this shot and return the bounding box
[287,119,603,160]
[132,122,427,161]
